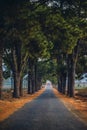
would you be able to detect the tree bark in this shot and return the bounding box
[13,71,20,98]
[62,75,66,94]
[28,58,32,94]
[0,44,3,99]
[57,57,60,92]
[12,43,21,98]
[69,56,75,97]
[20,78,23,96]
[60,75,63,93]
[67,41,79,97]
[35,62,38,92]
[57,57,62,93]
[67,54,71,96]
[31,64,35,94]
[28,69,31,94]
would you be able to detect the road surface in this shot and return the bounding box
[0,85,87,130]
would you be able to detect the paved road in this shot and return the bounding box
[0,86,87,130]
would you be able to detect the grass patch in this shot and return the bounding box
[76,88,87,96]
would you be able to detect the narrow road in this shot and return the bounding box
[0,86,87,130]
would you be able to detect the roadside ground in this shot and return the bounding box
[0,88,45,122]
[53,88,87,125]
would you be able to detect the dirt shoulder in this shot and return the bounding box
[0,88,45,122]
[53,88,87,125]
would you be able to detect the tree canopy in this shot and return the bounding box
[0,0,87,99]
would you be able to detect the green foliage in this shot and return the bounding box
[38,59,57,84]
[1,0,87,89]
[76,56,87,76]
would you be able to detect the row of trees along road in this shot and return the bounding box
[0,0,87,99]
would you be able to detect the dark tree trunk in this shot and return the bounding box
[20,78,23,96]
[36,75,39,91]
[35,62,38,92]
[67,54,75,97]
[0,44,3,99]
[69,56,75,97]
[31,64,35,94]
[58,77,60,92]
[37,77,41,90]
[60,75,63,93]
[67,41,79,97]
[57,57,62,93]
[12,43,21,98]
[16,72,21,97]
[13,71,16,97]
[28,71,32,94]
[67,54,71,96]
[9,50,17,98]
[13,71,20,98]
[28,59,32,94]
[62,75,66,94]
[57,57,60,91]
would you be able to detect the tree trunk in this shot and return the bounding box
[13,71,20,98]
[62,75,66,94]
[60,75,63,93]
[31,64,35,93]
[67,54,71,96]
[28,58,32,94]
[57,57,62,93]
[57,58,60,91]
[20,78,23,96]
[69,57,75,97]
[35,63,38,92]
[28,70,31,94]
[13,71,16,97]
[0,44,3,99]
[67,42,79,97]
[37,77,41,90]
[58,79,60,92]
[12,43,21,98]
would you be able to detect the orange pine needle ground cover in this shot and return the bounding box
[0,88,45,122]
[53,88,87,125]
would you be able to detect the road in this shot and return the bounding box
[0,85,87,130]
